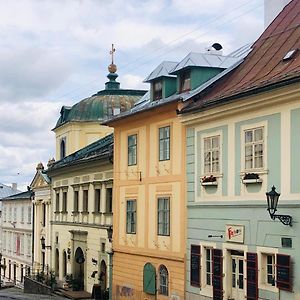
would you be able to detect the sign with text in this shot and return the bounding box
[225,225,244,243]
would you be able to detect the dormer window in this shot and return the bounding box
[153,80,163,100]
[60,138,66,159]
[179,70,191,93]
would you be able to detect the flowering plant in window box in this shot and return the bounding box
[242,173,263,184]
[201,175,218,186]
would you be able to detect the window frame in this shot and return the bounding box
[73,190,79,213]
[94,188,101,213]
[257,246,278,293]
[159,126,170,161]
[202,135,221,175]
[126,199,136,234]
[82,189,89,213]
[128,134,137,166]
[153,80,163,100]
[157,197,170,236]
[105,187,113,213]
[62,191,68,213]
[158,265,169,296]
[241,122,267,173]
[179,69,191,93]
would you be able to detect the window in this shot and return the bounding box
[73,191,79,212]
[13,207,17,222]
[27,206,32,224]
[60,138,66,159]
[159,126,170,161]
[205,248,213,286]
[159,265,169,296]
[21,207,24,223]
[179,70,191,92]
[204,136,220,174]
[83,190,88,212]
[55,192,60,212]
[153,80,163,100]
[42,203,46,227]
[244,127,264,170]
[158,197,170,236]
[101,243,106,253]
[3,231,6,251]
[95,189,101,212]
[27,234,31,256]
[3,208,6,222]
[126,200,136,234]
[106,188,113,213]
[265,254,276,286]
[128,134,137,166]
[9,207,12,222]
[20,234,24,255]
[62,191,67,212]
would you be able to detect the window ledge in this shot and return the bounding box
[201,181,218,186]
[259,283,278,293]
[61,211,68,214]
[103,212,113,216]
[81,211,89,215]
[200,286,213,298]
[71,211,79,215]
[242,178,263,184]
[92,211,102,215]
[241,169,268,176]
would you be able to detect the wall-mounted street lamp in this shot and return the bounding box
[40,237,52,250]
[266,186,292,226]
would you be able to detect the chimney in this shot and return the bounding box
[12,183,17,190]
[264,0,292,28]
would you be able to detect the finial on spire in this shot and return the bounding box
[108,44,117,74]
[110,44,115,64]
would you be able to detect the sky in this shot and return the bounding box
[0,0,265,191]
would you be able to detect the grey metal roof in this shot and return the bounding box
[170,52,241,74]
[1,190,32,201]
[104,44,252,124]
[0,183,20,199]
[144,61,178,82]
[47,133,113,172]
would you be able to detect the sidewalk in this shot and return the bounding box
[0,286,68,299]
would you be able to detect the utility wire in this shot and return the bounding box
[52,1,263,101]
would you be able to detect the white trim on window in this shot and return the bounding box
[200,130,223,177]
[200,242,216,298]
[240,121,268,174]
[257,246,278,293]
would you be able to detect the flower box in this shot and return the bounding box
[201,175,217,186]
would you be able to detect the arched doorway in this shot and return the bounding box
[74,247,85,291]
[100,260,107,291]
[63,251,67,277]
[55,249,59,277]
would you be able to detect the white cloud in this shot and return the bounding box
[0,0,264,190]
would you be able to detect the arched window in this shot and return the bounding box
[159,265,169,296]
[60,138,66,159]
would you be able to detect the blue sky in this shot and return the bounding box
[0,0,265,191]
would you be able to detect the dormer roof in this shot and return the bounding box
[170,52,241,74]
[144,61,178,82]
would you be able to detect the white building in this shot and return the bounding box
[1,190,33,285]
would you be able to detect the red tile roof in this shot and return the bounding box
[182,0,300,113]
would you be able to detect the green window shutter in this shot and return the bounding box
[143,263,156,295]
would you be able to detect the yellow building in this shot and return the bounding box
[46,60,146,295]
[106,51,249,299]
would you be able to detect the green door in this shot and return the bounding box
[143,263,156,295]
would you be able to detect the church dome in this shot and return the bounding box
[54,71,146,130]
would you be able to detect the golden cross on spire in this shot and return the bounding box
[109,44,116,64]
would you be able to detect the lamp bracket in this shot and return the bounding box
[270,213,292,226]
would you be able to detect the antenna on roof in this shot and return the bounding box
[212,43,223,51]
[206,43,223,55]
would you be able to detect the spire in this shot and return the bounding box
[106,43,120,90]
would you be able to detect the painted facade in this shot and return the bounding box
[106,49,245,299]
[109,104,187,300]
[1,191,33,286]
[47,135,114,294]
[181,1,300,299]
[31,163,51,274]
